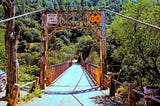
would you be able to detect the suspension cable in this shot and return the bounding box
[1,7,159,31]
[0,8,45,23]
[104,8,160,30]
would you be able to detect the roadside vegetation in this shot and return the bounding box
[18,88,42,104]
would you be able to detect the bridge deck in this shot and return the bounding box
[23,64,109,106]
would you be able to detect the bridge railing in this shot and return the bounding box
[49,62,70,83]
[83,63,111,88]
[83,63,101,86]
[7,77,39,106]
[105,74,160,106]
[84,63,160,105]
[19,77,39,91]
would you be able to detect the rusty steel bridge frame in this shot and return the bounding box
[40,10,107,89]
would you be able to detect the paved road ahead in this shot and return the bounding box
[22,64,109,106]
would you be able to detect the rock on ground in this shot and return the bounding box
[91,95,127,106]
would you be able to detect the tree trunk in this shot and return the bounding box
[2,0,18,98]
[7,84,19,106]
[40,11,47,89]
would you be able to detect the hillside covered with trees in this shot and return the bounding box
[0,0,160,88]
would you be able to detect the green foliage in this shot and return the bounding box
[60,45,75,59]
[18,64,40,84]
[29,43,41,52]
[48,44,75,65]
[0,28,5,70]
[20,65,39,75]
[17,40,28,52]
[76,35,95,60]
[18,52,40,66]
[106,36,122,72]
[23,28,41,43]
[20,18,39,28]
[111,0,160,86]
[20,88,42,102]
[48,51,61,65]
[18,70,34,85]
[4,0,160,88]
[18,51,40,84]
[86,51,99,65]
[0,5,4,19]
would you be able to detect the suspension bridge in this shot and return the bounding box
[23,64,109,106]
[0,1,160,106]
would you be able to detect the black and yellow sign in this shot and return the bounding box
[89,12,102,25]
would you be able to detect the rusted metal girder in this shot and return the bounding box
[46,10,102,40]
[100,10,107,89]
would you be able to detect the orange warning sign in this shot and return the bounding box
[89,12,102,25]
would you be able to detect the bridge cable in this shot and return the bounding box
[0,8,45,23]
[103,8,160,30]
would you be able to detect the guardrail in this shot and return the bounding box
[105,74,160,106]
[7,77,39,106]
[19,77,39,92]
[84,63,111,89]
[84,63,160,106]
[49,62,70,84]
[84,63,100,86]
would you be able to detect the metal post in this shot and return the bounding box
[110,75,115,96]
[99,38,103,88]
[100,9,107,89]
[128,83,136,106]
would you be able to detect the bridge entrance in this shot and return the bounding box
[40,10,107,89]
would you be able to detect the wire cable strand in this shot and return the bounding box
[104,8,160,30]
[1,8,160,31]
[0,8,45,23]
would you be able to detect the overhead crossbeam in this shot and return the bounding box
[43,10,102,40]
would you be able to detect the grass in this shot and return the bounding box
[18,88,42,103]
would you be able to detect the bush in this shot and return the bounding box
[0,28,5,70]
[17,40,28,52]
[24,28,40,43]
[86,51,99,65]
[29,43,41,52]
[18,52,40,66]
[18,70,34,85]
[20,88,42,102]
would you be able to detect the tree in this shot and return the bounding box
[1,0,19,99]
[111,0,160,86]
[86,51,99,65]
[75,35,95,60]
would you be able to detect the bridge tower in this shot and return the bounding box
[40,9,107,89]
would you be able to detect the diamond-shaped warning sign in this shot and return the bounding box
[89,12,102,25]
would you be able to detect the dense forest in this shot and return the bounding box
[0,0,160,88]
